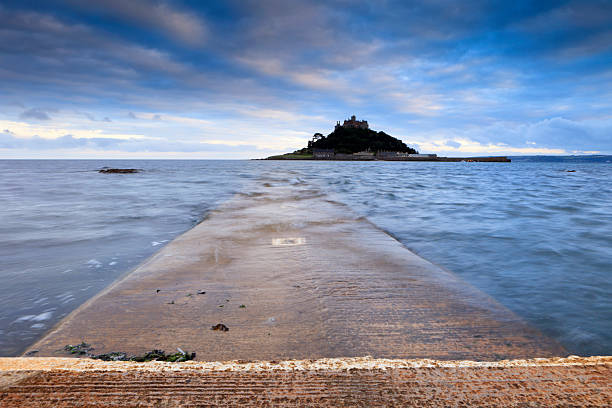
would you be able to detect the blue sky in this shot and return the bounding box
[0,0,610,158]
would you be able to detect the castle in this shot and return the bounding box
[335,115,369,130]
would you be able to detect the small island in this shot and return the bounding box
[265,115,510,162]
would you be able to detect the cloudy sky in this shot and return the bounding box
[1,0,611,158]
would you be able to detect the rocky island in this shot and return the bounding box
[265,115,510,162]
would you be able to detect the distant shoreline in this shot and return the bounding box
[260,155,511,162]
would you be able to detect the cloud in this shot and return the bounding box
[0,7,193,88]
[445,140,461,148]
[0,132,260,153]
[80,112,112,122]
[512,1,612,58]
[64,0,208,46]
[20,108,51,121]
[408,116,612,155]
[521,117,612,151]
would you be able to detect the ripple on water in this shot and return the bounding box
[0,159,611,357]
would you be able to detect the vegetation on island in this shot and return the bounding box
[266,126,418,159]
[310,127,417,154]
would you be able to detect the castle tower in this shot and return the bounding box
[340,115,369,130]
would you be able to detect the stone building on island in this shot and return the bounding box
[312,148,335,159]
[335,115,369,130]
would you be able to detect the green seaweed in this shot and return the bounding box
[93,352,129,361]
[63,342,93,355]
[93,349,195,362]
[62,342,195,362]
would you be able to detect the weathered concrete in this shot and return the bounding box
[1,356,610,407]
[25,177,564,361]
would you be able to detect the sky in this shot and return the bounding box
[0,0,611,159]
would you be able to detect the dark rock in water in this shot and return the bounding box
[211,323,229,332]
[566,170,576,172]
[98,168,140,174]
[24,350,39,356]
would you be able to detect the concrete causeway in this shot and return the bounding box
[24,176,563,360]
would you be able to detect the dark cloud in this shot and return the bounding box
[81,112,112,122]
[20,108,51,121]
[0,7,193,91]
[63,0,208,46]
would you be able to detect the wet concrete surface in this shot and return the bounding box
[25,178,565,361]
[1,357,610,407]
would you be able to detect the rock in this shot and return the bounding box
[211,323,229,332]
[98,168,140,174]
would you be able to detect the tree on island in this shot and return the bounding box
[301,127,417,155]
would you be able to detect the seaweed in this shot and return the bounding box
[63,342,94,355]
[62,343,195,362]
[93,352,129,361]
[94,349,196,362]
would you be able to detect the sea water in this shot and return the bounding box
[0,158,610,356]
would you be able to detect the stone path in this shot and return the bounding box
[25,177,564,361]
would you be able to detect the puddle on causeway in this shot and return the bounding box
[271,238,306,246]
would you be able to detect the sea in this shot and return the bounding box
[0,158,610,357]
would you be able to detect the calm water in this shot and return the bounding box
[0,159,610,356]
